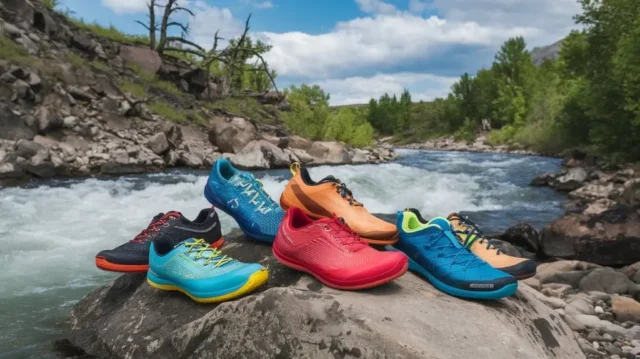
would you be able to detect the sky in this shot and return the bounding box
[61,0,582,105]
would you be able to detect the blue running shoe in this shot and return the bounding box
[147,237,268,303]
[204,158,284,242]
[389,208,517,300]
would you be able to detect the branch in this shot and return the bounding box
[135,20,151,30]
[164,37,206,52]
[163,47,207,58]
[167,21,189,34]
[170,6,195,17]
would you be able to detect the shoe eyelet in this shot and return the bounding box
[323,225,331,232]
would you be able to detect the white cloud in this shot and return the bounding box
[101,0,147,14]
[316,72,458,106]
[188,1,243,48]
[408,0,428,13]
[241,0,274,9]
[259,14,537,78]
[355,0,397,15]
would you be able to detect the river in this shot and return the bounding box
[0,149,565,358]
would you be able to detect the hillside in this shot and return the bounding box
[531,39,563,65]
[0,0,394,185]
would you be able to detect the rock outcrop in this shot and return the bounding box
[402,135,540,155]
[64,230,585,359]
[0,0,396,186]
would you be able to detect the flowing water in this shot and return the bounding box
[0,149,565,358]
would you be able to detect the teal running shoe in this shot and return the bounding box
[205,158,284,242]
[147,237,268,303]
[389,208,517,300]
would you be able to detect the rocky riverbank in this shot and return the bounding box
[398,134,541,156]
[482,149,640,358]
[0,0,395,186]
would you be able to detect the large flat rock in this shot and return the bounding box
[65,230,585,359]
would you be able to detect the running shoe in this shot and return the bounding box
[205,158,284,242]
[95,208,224,273]
[448,213,537,279]
[279,163,398,245]
[273,207,408,290]
[147,237,268,303]
[389,208,518,300]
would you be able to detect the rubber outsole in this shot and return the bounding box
[279,197,399,246]
[204,185,276,243]
[147,268,268,303]
[95,237,225,273]
[404,255,518,300]
[272,245,408,290]
[497,260,537,280]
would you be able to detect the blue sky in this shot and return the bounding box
[62,0,581,105]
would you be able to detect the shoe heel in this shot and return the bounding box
[204,184,222,208]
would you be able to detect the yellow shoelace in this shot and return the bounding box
[184,239,233,267]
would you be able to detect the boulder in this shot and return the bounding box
[177,151,203,168]
[146,132,169,155]
[14,139,44,159]
[65,230,585,359]
[288,135,312,150]
[0,103,34,140]
[351,148,369,164]
[289,148,314,164]
[552,167,587,192]
[307,141,351,165]
[208,117,256,154]
[24,150,55,177]
[611,296,640,323]
[534,260,600,288]
[531,172,557,187]
[569,183,617,201]
[541,206,640,266]
[500,222,541,253]
[35,106,62,133]
[165,125,183,149]
[621,178,640,205]
[262,134,289,149]
[0,162,24,179]
[579,268,633,294]
[119,45,163,74]
[100,162,146,175]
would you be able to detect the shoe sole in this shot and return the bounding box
[404,255,518,300]
[95,237,225,273]
[272,245,408,290]
[279,197,399,246]
[204,184,276,243]
[146,268,268,303]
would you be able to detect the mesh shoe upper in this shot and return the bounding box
[96,208,222,265]
[149,238,264,294]
[396,211,516,291]
[205,158,284,240]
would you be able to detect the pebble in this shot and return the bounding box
[588,331,603,341]
[631,339,640,347]
[603,342,623,355]
[603,333,614,342]
[596,306,605,314]
[610,355,620,359]
[594,341,600,350]
[621,346,633,353]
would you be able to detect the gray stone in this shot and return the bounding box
[119,45,162,74]
[565,294,595,316]
[164,150,179,166]
[62,116,78,129]
[604,342,623,356]
[16,35,38,54]
[571,314,628,338]
[0,103,34,140]
[351,148,369,163]
[146,133,169,155]
[539,295,566,310]
[177,151,203,168]
[208,116,256,153]
[14,139,44,159]
[290,148,314,164]
[12,79,30,99]
[541,283,574,298]
[66,230,586,359]
[35,107,62,133]
[500,222,541,253]
[553,167,587,192]
[0,162,24,179]
[2,22,21,37]
[288,135,312,150]
[580,268,633,294]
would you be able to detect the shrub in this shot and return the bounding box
[147,102,186,122]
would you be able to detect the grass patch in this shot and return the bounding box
[126,63,183,98]
[147,102,186,122]
[42,0,60,10]
[0,36,36,66]
[208,97,277,123]
[69,18,149,45]
[90,60,110,72]
[65,52,88,69]
[118,80,147,98]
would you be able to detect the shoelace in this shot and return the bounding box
[424,231,484,270]
[236,174,279,208]
[450,214,501,255]
[326,217,367,250]
[183,239,233,267]
[332,181,363,206]
[130,212,180,242]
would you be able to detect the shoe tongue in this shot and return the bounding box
[426,217,465,249]
[318,175,339,184]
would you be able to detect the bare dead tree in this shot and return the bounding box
[155,0,194,53]
[135,0,157,48]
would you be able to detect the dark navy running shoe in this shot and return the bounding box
[95,208,224,272]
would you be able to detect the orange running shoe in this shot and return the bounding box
[448,213,537,280]
[280,163,399,245]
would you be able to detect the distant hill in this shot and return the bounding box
[531,39,563,65]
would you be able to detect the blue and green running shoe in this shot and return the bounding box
[147,237,268,303]
[388,208,517,300]
[205,158,284,242]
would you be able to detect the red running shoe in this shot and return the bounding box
[273,207,408,290]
